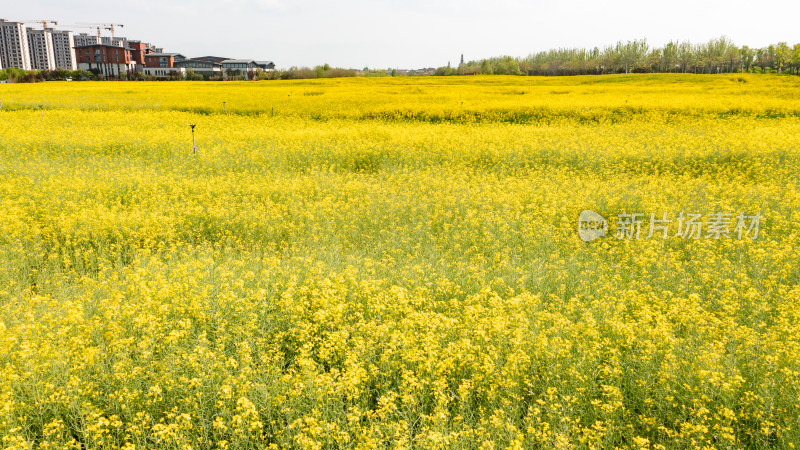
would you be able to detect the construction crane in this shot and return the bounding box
[20,20,59,29]
[66,24,103,38]
[72,23,124,39]
[104,24,124,39]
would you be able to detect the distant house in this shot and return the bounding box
[141,53,187,79]
[221,59,257,70]
[255,61,275,71]
[220,59,276,79]
[220,59,258,79]
[176,57,228,77]
[191,56,229,64]
[143,52,186,68]
[141,67,186,79]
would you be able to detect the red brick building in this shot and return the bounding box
[143,52,186,68]
[127,40,152,66]
[75,44,135,78]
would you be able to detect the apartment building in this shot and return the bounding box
[101,36,127,48]
[1,18,276,79]
[73,33,100,48]
[27,28,56,70]
[0,19,32,70]
[75,43,135,78]
[51,30,77,70]
[127,40,152,66]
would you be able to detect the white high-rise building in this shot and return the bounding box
[27,28,56,70]
[50,30,76,70]
[74,33,100,48]
[101,36,127,48]
[0,19,32,70]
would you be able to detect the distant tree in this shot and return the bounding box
[457,61,482,75]
[185,68,203,81]
[677,41,696,73]
[692,36,738,74]
[723,39,741,73]
[775,42,791,73]
[646,48,661,72]
[661,41,679,72]
[616,39,649,73]
[601,45,620,73]
[756,46,775,72]
[740,46,755,72]
[283,67,317,79]
[480,59,493,75]
[324,68,356,78]
[792,43,800,74]
[491,56,521,75]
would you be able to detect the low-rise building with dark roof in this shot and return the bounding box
[255,61,275,71]
[220,59,258,80]
[176,57,226,77]
[144,52,186,68]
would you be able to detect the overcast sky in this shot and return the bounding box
[4,0,799,69]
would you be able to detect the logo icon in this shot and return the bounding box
[578,210,608,242]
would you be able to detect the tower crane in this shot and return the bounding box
[72,23,124,39]
[104,24,124,38]
[66,24,103,38]
[20,20,58,29]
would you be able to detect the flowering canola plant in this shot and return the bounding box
[0,74,799,448]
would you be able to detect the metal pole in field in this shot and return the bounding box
[190,124,198,156]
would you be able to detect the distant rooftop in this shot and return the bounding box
[73,44,131,49]
[192,56,230,62]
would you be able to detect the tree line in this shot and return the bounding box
[0,65,361,83]
[192,65,361,81]
[437,37,800,76]
[0,67,101,82]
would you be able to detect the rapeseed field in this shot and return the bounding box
[0,74,799,448]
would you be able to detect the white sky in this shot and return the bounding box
[4,0,799,69]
